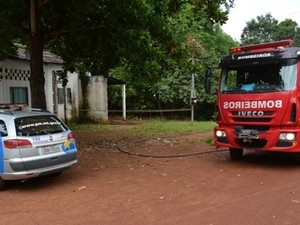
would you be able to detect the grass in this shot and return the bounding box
[131,120,215,137]
[69,119,216,138]
[69,123,110,132]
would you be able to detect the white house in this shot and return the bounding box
[0,45,113,122]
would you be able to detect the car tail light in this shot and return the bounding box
[4,139,33,149]
[67,132,75,140]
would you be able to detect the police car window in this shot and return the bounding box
[0,120,8,137]
[15,116,68,136]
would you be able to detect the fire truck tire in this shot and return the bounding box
[229,148,243,160]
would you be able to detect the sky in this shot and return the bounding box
[221,0,300,41]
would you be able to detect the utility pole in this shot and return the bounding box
[30,0,36,36]
[189,39,197,122]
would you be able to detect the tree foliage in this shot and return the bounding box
[240,13,300,46]
[109,3,236,119]
[0,0,235,117]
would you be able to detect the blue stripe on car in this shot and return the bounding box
[62,140,76,154]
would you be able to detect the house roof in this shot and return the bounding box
[12,44,64,64]
[107,77,126,85]
[11,45,126,84]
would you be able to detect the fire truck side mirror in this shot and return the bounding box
[205,68,212,93]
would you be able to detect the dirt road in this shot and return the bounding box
[1,130,300,225]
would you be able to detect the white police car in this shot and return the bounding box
[0,104,77,189]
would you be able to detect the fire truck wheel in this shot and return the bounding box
[229,148,243,160]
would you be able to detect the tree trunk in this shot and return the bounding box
[29,0,46,109]
[155,94,164,117]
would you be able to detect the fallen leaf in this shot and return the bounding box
[291,199,300,203]
[77,186,87,191]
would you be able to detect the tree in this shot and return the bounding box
[240,13,300,46]
[108,2,236,120]
[0,0,234,109]
[275,19,300,46]
[240,13,278,45]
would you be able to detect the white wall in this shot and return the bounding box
[43,63,62,113]
[0,59,82,121]
[0,59,31,106]
[53,71,81,120]
[43,64,81,120]
[87,76,108,121]
[0,59,108,122]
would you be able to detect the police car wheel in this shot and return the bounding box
[48,171,63,177]
[229,148,243,160]
[0,178,6,190]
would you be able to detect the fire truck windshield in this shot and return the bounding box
[220,59,297,93]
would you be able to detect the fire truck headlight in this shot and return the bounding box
[216,130,226,137]
[279,133,296,141]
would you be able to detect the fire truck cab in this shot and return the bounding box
[205,40,300,160]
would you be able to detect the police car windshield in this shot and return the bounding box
[220,59,297,93]
[15,115,69,136]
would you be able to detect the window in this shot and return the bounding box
[15,115,68,136]
[0,120,7,137]
[220,59,297,93]
[10,87,28,104]
[57,88,64,104]
[57,88,72,104]
[67,88,72,104]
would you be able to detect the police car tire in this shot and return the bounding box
[0,178,5,190]
[48,171,63,177]
[229,148,243,160]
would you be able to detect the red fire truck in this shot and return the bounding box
[205,39,300,160]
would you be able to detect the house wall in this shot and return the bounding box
[0,58,108,122]
[43,63,63,113]
[87,76,108,122]
[0,59,31,105]
[58,71,81,120]
[0,59,83,121]
[43,64,81,121]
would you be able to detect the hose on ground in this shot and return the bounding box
[116,143,227,158]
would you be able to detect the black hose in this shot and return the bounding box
[116,143,227,158]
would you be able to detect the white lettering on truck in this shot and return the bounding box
[223,100,282,109]
[237,53,272,60]
[237,111,264,117]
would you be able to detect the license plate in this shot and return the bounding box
[42,145,61,154]
[238,129,259,139]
